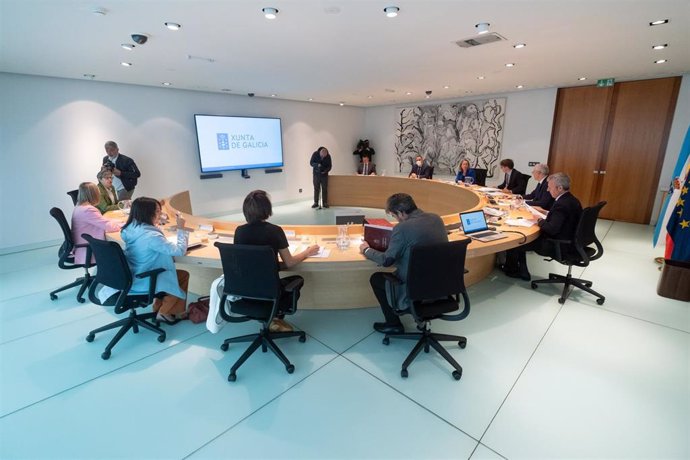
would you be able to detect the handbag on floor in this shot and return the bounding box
[188,296,210,323]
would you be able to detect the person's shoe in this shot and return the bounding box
[373,322,404,334]
[311,203,319,209]
[322,204,330,208]
[269,319,294,332]
[156,313,180,325]
[505,270,531,281]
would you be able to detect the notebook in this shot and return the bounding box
[459,210,507,242]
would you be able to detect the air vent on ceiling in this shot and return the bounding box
[455,32,506,48]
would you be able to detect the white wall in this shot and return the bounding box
[0,73,364,251]
[362,88,558,185]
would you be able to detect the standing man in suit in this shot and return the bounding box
[357,156,377,176]
[503,173,582,280]
[409,155,432,179]
[310,146,332,209]
[524,163,554,210]
[360,193,448,334]
[102,141,141,201]
[496,158,527,195]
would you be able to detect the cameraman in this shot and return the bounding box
[102,140,141,200]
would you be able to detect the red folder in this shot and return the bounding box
[364,218,394,251]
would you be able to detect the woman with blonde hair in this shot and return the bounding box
[455,158,476,184]
[71,182,122,264]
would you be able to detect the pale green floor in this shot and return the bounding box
[0,217,688,459]
[215,200,389,225]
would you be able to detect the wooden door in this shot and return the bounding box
[548,86,614,206]
[597,77,681,223]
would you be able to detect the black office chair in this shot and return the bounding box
[215,242,306,382]
[531,201,607,305]
[82,234,166,359]
[474,168,487,186]
[382,239,471,380]
[67,190,79,206]
[427,166,435,179]
[49,207,93,303]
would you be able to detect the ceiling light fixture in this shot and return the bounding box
[164,22,181,30]
[120,62,132,67]
[262,7,279,19]
[383,6,399,18]
[405,91,412,95]
[652,44,668,50]
[475,22,490,35]
[516,85,524,89]
[339,102,345,106]
[92,7,107,16]
[367,95,374,99]
[83,74,96,79]
[308,98,313,101]
[443,85,450,89]
[477,76,485,80]
[162,82,171,86]
[271,94,277,97]
[121,43,135,51]
[655,59,668,64]
[649,19,669,26]
[513,43,526,49]
[578,77,587,81]
[505,63,515,67]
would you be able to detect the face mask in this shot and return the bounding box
[416,161,422,166]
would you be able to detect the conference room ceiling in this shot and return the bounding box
[1,0,688,107]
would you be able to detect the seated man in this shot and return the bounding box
[503,173,582,281]
[409,155,432,179]
[524,163,554,211]
[496,158,527,195]
[357,156,377,176]
[360,193,448,334]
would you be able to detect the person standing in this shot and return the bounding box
[310,146,332,209]
[102,140,141,201]
[360,193,448,334]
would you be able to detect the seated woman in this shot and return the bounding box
[121,197,190,324]
[455,159,476,184]
[95,169,120,213]
[71,182,123,265]
[234,190,320,332]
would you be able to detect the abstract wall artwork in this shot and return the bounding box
[394,98,506,178]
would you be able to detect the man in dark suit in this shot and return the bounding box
[409,155,432,179]
[504,173,582,280]
[310,146,332,209]
[102,141,140,201]
[360,193,448,334]
[524,163,554,210]
[357,156,377,175]
[496,158,527,195]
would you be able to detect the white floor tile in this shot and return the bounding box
[470,443,506,460]
[290,307,381,353]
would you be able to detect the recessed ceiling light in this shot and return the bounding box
[477,76,485,80]
[120,62,132,67]
[405,91,412,95]
[383,6,399,18]
[443,85,450,89]
[262,7,279,19]
[121,43,135,51]
[367,95,374,99]
[505,63,515,68]
[649,19,669,26]
[339,102,345,106]
[162,82,171,86]
[516,85,524,89]
[271,94,277,97]
[578,77,587,81]
[652,44,668,50]
[475,22,490,35]
[164,22,181,30]
[465,90,472,94]
[655,59,668,64]
[513,43,526,49]
[92,7,107,16]
[83,74,95,79]
[308,98,313,101]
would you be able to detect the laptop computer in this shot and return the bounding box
[335,214,365,225]
[459,210,507,242]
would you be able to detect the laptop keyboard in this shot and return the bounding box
[473,231,495,238]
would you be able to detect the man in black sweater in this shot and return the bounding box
[310,146,332,209]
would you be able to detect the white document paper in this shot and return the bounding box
[524,203,547,219]
[504,218,537,227]
[309,247,331,258]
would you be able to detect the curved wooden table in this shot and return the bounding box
[113,176,539,309]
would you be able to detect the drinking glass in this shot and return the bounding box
[336,225,350,250]
[464,176,474,186]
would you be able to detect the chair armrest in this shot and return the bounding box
[439,291,471,322]
[135,268,166,279]
[544,238,573,261]
[135,268,166,301]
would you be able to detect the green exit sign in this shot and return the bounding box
[597,78,615,87]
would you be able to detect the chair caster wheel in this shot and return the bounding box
[401,369,409,378]
[261,345,268,353]
[50,294,57,301]
[596,298,605,305]
[86,333,95,342]
[157,334,166,343]
[452,370,462,380]
[558,297,566,304]
[382,337,390,345]
[286,364,295,374]
[298,335,306,343]
[424,345,430,353]
[531,282,538,289]
[220,343,229,352]
[458,338,467,349]
[228,373,236,382]
[77,297,86,304]
[101,351,111,360]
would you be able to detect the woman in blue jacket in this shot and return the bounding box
[455,158,476,184]
[121,197,189,324]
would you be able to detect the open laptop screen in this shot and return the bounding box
[459,210,489,234]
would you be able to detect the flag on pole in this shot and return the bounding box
[654,125,690,247]
[666,173,690,260]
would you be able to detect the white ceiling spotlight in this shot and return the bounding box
[475,22,490,35]
[383,6,399,18]
[121,43,135,51]
[513,43,526,49]
[164,22,181,30]
[339,102,345,106]
[262,7,279,19]
[652,44,668,50]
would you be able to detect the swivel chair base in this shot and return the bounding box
[220,326,306,382]
[531,266,605,305]
[50,274,92,303]
[86,309,166,360]
[383,323,467,380]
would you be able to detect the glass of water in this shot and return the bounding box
[464,176,474,186]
